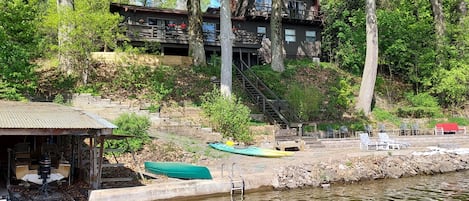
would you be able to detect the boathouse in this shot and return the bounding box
[0,101,116,196]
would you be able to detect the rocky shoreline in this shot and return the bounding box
[274,149,469,189]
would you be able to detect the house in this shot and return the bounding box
[110,0,322,65]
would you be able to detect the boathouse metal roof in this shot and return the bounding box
[0,101,116,135]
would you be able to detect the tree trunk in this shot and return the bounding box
[270,0,284,72]
[220,0,233,97]
[429,0,445,63]
[356,0,378,116]
[57,0,74,74]
[187,0,206,66]
[459,0,467,17]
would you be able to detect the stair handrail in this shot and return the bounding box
[234,62,290,126]
[236,59,302,125]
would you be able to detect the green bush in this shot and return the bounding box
[406,92,439,108]
[372,107,401,126]
[396,106,440,118]
[250,65,287,96]
[200,88,253,143]
[285,84,323,121]
[0,80,27,101]
[105,113,151,153]
[53,94,65,104]
[447,117,469,126]
[397,92,442,118]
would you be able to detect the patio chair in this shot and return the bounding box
[326,126,334,138]
[364,124,373,137]
[339,126,348,138]
[359,133,386,150]
[378,123,386,133]
[411,123,420,135]
[378,132,410,149]
[400,123,409,135]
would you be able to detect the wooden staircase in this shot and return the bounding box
[234,60,301,131]
[234,58,324,148]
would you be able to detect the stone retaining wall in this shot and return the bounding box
[274,151,469,189]
[320,135,469,149]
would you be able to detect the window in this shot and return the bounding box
[287,1,305,18]
[148,18,158,25]
[257,26,266,38]
[203,22,217,42]
[255,0,272,11]
[285,29,296,43]
[306,31,316,42]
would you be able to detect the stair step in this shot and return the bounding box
[102,163,125,168]
[101,177,133,182]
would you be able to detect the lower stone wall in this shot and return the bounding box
[274,151,469,189]
[320,134,469,149]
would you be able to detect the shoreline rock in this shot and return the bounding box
[273,151,469,189]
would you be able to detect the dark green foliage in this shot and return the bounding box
[396,93,442,118]
[447,117,469,126]
[285,84,323,121]
[193,54,221,77]
[0,0,42,100]
[200,88,253,143]
[53,94,65,104]
[105,113,151,153]
[396,107,440,118]
[36,68,78,101]
[250,64,287,96]
[372,107,401,126]
[322,0,469,108]
[112,64,173,102]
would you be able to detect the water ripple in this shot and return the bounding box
[197,170,469,201]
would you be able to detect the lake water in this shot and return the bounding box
[194,170,469,200]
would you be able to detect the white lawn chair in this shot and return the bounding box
[359,133,386,150]
[378,132,410,149]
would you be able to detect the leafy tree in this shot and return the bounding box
[43,0,124,84]
[105,113,151,153]
[201,88,252,143]
[0,0,42,100]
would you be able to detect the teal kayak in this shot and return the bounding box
[208,143,294,157]
[144,161,212,180]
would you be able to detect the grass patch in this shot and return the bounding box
[372,107,401,126]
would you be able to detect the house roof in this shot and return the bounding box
[111,3,246,21]
[0,101,116,133]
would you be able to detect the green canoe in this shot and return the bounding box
[208,143,294,157]
[144,161,212,180]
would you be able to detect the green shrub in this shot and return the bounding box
[447,117,469,126]
[406,92,439,108]
[325,78,355,119]
[0,80,27,101]
[396,106,440,118]
[200,88,253,143]
[285,84,323,121]
[53,94,65,104]
[372,107,401,126]
[397,93,442,118]
[250,65,287,96]
[105,113,151,153]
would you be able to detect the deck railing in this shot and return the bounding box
[125,24,262,46]
[250,3,323,22]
